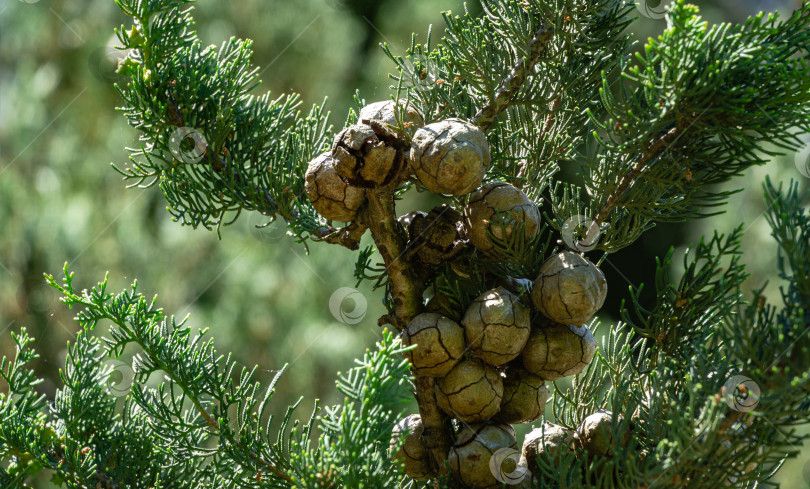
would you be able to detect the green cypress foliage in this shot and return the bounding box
[2,1,810,487]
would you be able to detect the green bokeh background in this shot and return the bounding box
[1,0,808,486]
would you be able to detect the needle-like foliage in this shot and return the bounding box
[2,0,810,487]
[0,265,414,488]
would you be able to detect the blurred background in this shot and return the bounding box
[0,0,808,487]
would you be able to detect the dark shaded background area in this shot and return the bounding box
[1,0,807,486]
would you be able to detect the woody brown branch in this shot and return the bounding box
[356,19,558,482]
[594,125,683,225]
[312,221,368,250]
[351,20,559,481]
[363,176,454,476]
[473,22,554,131]
[364,189,423,330]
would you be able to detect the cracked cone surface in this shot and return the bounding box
[409,118,490,195]
[402,313,465,378]
[332,124,400,186]
[495,365,548,424]
[435,357,503,423]
[304,152,366,222]
[462,286,531,366]
[574,409,617,457]
[521,320,597,380]
[532,251,607,325]
[359,99,424,128]
[464,182,541,254]
[447,422,517,488]
[391,414,433,480]
[520,422,574,472]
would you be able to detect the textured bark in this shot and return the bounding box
[594,125,683,225]
[311,221,368,250]
[414,376,455,476]
[354,21,562,475]
[364,188,423,329]
[473,23,554,131]
[363,181,454,476]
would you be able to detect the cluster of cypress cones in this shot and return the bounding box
[395,248,609,487]
[305,100,613,487]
